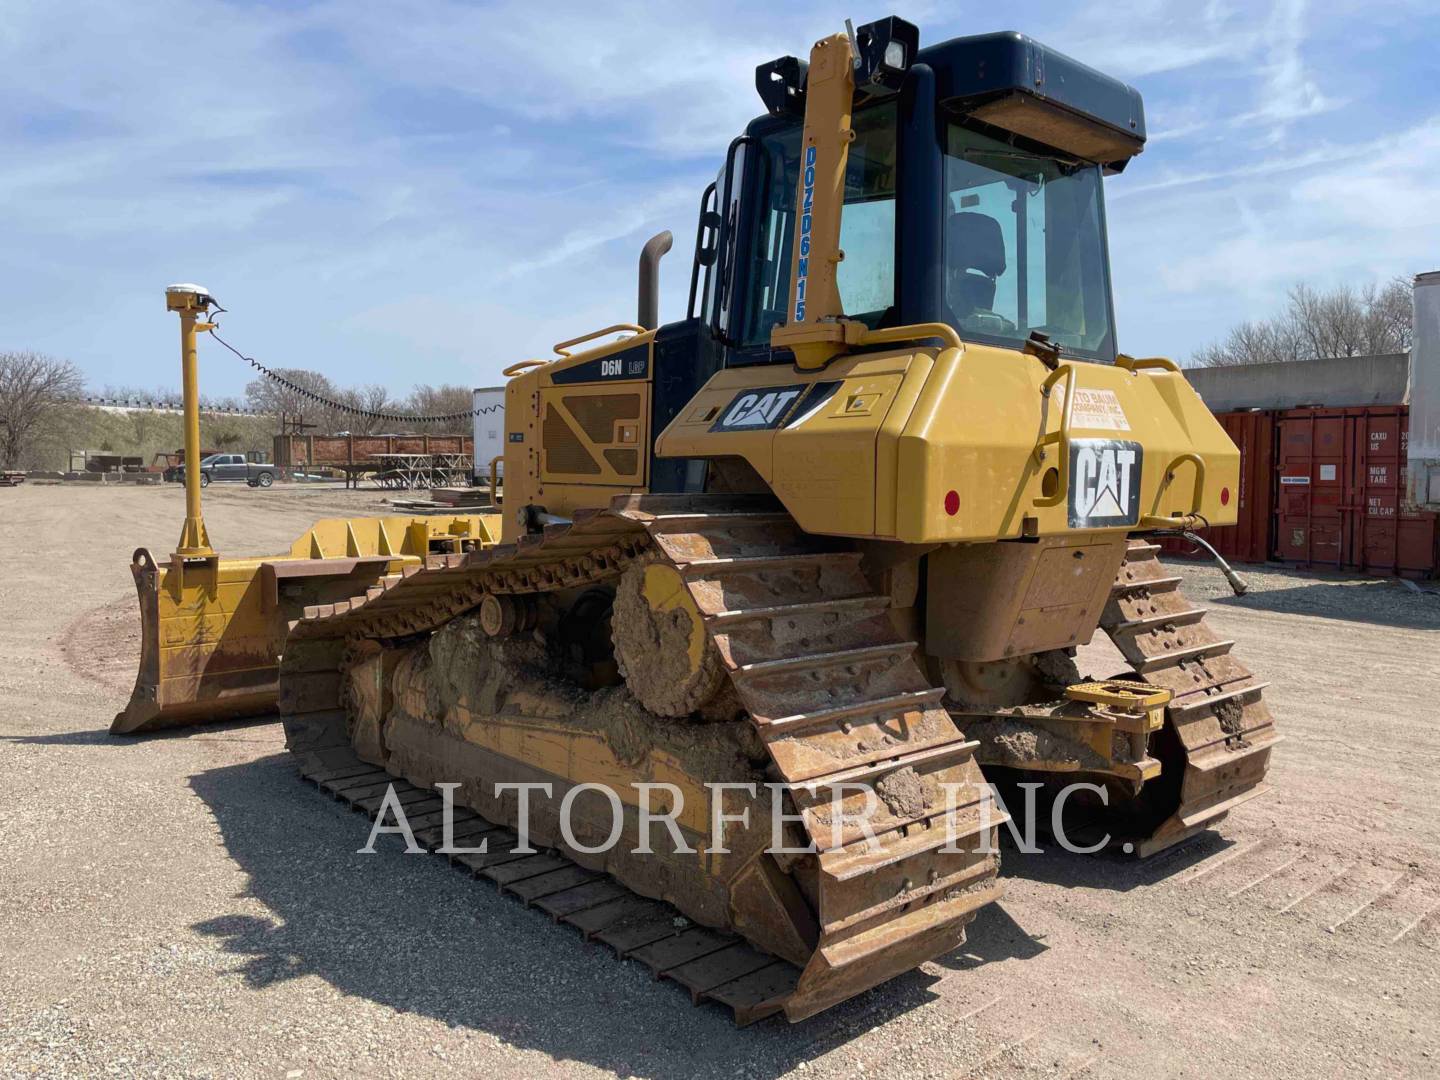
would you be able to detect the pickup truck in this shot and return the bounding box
[191,453,277,488]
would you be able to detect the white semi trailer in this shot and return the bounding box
[472,385,505,486]
[1408,271,1440,508]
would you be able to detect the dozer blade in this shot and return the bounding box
[112,513,500,735]
[112,548,288,735]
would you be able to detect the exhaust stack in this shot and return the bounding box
[637,230,673,330]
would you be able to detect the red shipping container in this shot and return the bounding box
[1209,411,1274,563]
[1157,410,1274,564]
[1272,405,1437,576]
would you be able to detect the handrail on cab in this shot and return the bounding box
[1141,452,1206,528]
[1116,354,1181,374]
[553,323,647,358]
[858,321,963,352]
[1032,363,1078,508]
[502,360,546,377]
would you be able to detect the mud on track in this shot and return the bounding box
[1,482,1437,1078]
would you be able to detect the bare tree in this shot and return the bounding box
[0,351,85,467]
[245,367,353,434]
[1192,277,1413,367]
[1191,318,1306,368]
[404,384,474,434]
[1367,278,1413,353]
[332,384,399,435]
[245,367,476,436]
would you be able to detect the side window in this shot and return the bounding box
[834,103,896,322]
[704,147,747,337]
[739,134,798,345]
[835,199,894,319]
[1026,188,1048,329]
[739,101,896,346]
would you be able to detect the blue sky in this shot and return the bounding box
[3,0,1438,398]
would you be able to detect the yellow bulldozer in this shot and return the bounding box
[114,18,1278,1023]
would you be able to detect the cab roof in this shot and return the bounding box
[751,26,1146,171]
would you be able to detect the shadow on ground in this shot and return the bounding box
[1215,582,1440,631]
[1,716,277,748]
[187,755,1044,1079]
[1178,564,1440,632]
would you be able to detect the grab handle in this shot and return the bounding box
[1032,363,1077,508]
[502,360,546,377]
[1116,354,1181,374]
[858,322,962,351]
[1141,452,1206,527]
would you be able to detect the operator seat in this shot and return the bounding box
[946,211,1007,324]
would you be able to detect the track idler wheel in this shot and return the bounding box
[611,560,725,717]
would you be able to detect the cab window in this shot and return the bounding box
[942,120,1116,360]
[739,102,897,346]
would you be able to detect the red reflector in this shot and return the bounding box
[944,490,960,516]
[1220,487,1231,507]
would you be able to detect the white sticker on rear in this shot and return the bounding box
[1070,388,1130,431]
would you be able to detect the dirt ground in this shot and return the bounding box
[1,482,1437,1079]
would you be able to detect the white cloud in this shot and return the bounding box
[1109,114,1440,359]
[1231,0,1339,135]
[1054,0,1259,79]
[0,0,1436,394]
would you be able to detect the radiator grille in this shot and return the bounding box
[543,405,600,475]
[603,448,639,476]
[563,393,641,443]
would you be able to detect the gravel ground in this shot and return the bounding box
[1171,559,1440,628]
[1,483,1437,1079]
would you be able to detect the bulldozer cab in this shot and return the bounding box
[693,26,1143,369]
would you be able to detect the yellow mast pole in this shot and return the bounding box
[167,284,216,558]
[769,30,860,370]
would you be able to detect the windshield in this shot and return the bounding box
[738,102,897,346]
[943,121,1115,360]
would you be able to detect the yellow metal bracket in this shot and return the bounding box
[1066,678,1171,708]
[1065,679,1171,735]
